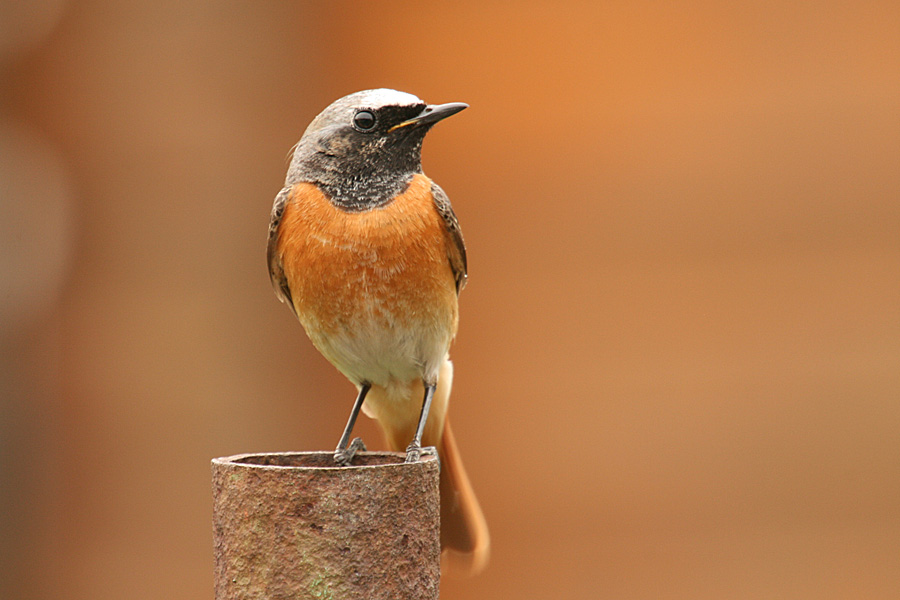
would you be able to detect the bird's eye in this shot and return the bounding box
[352,110,377,132]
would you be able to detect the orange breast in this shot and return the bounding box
[276,174,459,345]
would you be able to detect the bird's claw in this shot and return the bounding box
[405,442,422,463]
[334,437,367,466]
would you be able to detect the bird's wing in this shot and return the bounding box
[266,185,297,315]
[430,181,468,293]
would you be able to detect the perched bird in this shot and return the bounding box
[267,89,488,574]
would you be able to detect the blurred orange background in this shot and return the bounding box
[2,1,898,599]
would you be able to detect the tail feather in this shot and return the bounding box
[436,418,490,576]
[367,360,489,576]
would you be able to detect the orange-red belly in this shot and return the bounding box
[276,174,459,387]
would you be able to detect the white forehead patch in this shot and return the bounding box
[354,88,423,109]
[303,89,426,139]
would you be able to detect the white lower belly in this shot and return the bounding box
[308,318,451,388]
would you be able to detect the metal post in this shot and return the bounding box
[212,451,440,599]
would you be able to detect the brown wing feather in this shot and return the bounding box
[267,185,297,315]
[430,182,468,293]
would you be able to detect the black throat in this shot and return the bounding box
[291,128,427,212]
[317,168,418,212]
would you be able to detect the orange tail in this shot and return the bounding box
[433,417,490,576]
[365,361,489,576]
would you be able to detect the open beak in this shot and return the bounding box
[389,102,468,132]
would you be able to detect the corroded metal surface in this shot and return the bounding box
[212,451,440,600]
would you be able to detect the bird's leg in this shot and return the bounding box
[405,382,436,463]
[334,383,370,466]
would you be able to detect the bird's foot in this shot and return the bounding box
[334,437,366,466]
[405,443,437,463]
[404,442,422,463]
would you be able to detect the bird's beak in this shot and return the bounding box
[388,102,468,132]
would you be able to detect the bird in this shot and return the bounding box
[266,89,489,575]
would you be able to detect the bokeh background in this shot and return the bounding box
[2,1,899,599]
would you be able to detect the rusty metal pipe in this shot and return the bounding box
[212,451,440,599]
